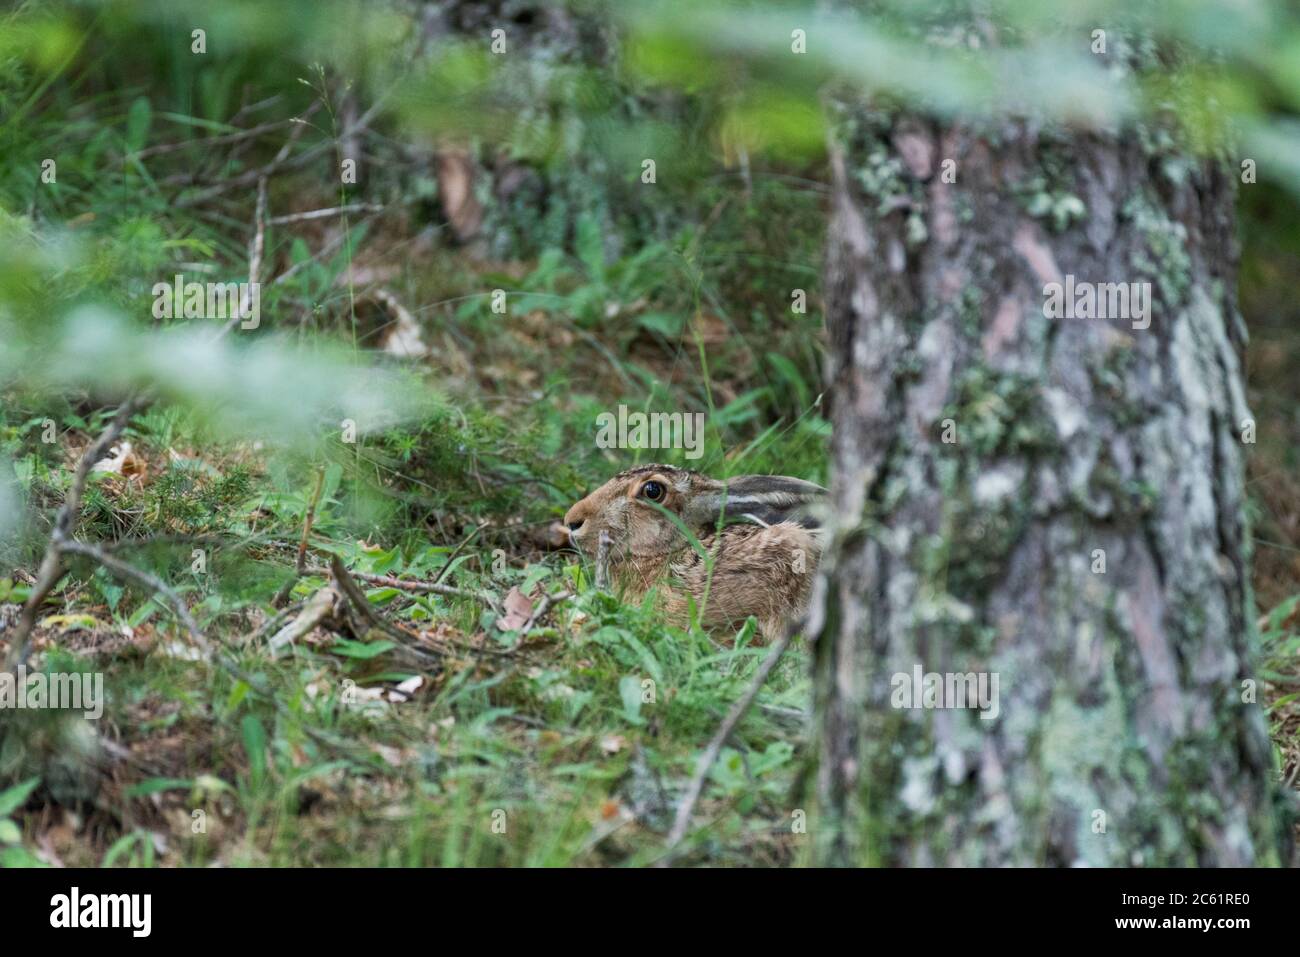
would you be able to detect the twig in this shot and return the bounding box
[329,557,409,639]
[660,625,797,861]
[268,586,339,653]
[5,173,264,668]
[176,103,322,207]
[56,538,211,657]
[178,140,325,207]
[269,203,384,225]
[137,118,290,159]
[521,589,574,633]
[272,466,326,607]
[10,499,369,768]
[305,565,500,611]
[228,94,285,124]
[5,396,146,669]
[215,176,268,339]
[270,221,367,289]
[431,520,489,586]
[249,600,303,645]
[313,562,532,663]
[294,468,326,574]
[101,531,229,553]
[595,530,613,590]
[328,556,442,665]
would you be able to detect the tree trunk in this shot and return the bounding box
[811,108,1292,866]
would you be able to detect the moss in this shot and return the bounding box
[951,505,1027,586]
[1015,140,1088,232]
[826,103,929,225]
[852,145,902,200]
[957,284,985,339]
[921,366,1059,599]
[941,365,1059,457]
[1123,191,1193,308]
[1077,456,1159,519]
[955,193,977,225]
[1088,340,1149,427]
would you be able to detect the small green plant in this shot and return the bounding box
[0,778,44,867]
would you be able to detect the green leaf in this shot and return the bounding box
[331,638,397,659]
[226,679,251,711]
[766,351,811,410]
[619,675,643,724]
[575,212,606,281]
[241,715,267,786]
[713,388,766,427]
[102,830,151,868]
[95,571,124,612]
[636,312,685,338]
[0,819,21,845]
[124,778,194,799]
[0,845,45,867]
[127,601,159,628]
[0,777,40,818]
[320,461,344,505]
[126,96,152,152]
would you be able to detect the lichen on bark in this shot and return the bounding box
[812,97,1293,865]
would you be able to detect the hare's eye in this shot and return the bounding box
[640,480,665,502]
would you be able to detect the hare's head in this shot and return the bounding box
[564,464,825,565]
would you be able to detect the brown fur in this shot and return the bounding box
[564,465,824,641]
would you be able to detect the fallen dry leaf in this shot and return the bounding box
[38,613,99,633]
[496,586,534,631]
[373,744,407,767]
[387,675,425,703]
[369,288,430,358]
[394,675,424,696]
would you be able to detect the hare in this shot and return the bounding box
[564,465,825,641]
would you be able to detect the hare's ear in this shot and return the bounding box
[685,475,826,529]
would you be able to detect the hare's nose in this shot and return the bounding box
[564,499,590,535]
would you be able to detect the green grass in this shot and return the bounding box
[0,0,831,867]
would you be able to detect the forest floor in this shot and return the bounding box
[2,121,1298,866]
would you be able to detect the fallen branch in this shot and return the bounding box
[268,586,339,653]
[293,467,326,574]
[329,556,442,667]
[249,600,302,645]
[101,531,229,553]
[176,103,322,207]
[5,174,266,669]
[660,623,798,860]
[271,219,377,289]
[5,396,147,669]
[309,562,536,663]
[8,486,370,767]
[305,565,500,611]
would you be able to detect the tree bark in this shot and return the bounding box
[812,107,1293,866]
